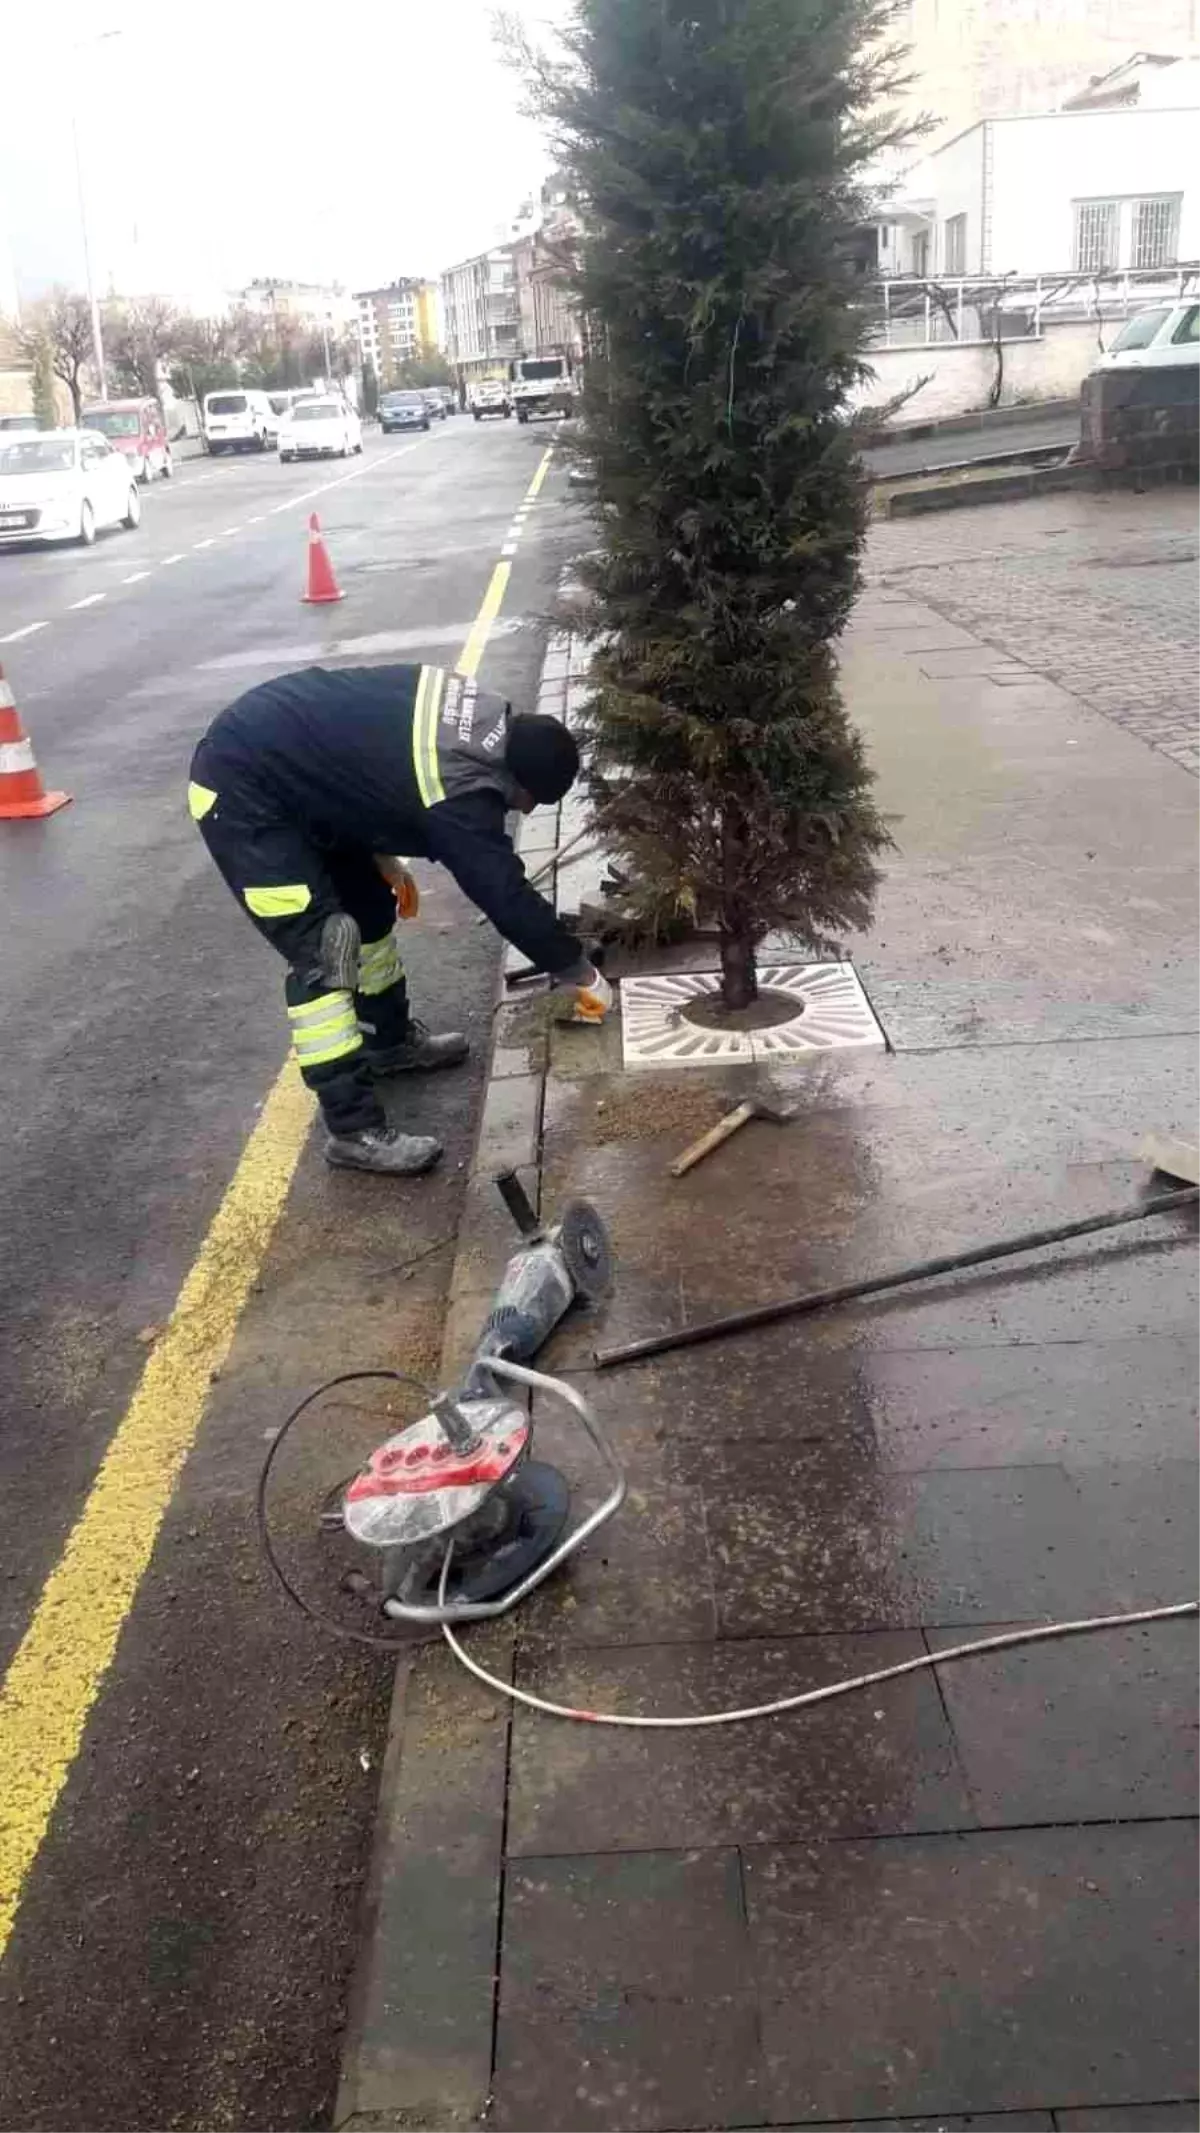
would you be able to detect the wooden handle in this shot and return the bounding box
[669,1102,755,1178]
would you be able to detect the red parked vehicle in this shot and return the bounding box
[80,398,173,483]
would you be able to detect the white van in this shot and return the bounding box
[202,389,279,455]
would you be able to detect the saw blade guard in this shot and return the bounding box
[553,1199,614,1304]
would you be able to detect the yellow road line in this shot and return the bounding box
[458,560,512,679]
[0,478,537,1957]
[524,445,555,501]
[0,1063,314,1952]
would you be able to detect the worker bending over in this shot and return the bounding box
[190,662,610,1175]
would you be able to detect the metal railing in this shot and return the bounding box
[870,263,1200,347]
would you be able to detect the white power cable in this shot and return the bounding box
[442,1601,1198,1728]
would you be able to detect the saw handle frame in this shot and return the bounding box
[381,1357,626,1625]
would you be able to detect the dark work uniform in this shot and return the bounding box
[190,663,582,1135]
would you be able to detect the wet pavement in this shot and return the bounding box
[0,420,579,2129]
[342,491,1198,2130]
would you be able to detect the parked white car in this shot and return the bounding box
[278,396,363,461]
[1099,301,1200,369]
[203,388,279,454]
[0,429,142,548]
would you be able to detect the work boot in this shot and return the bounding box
[366,1018,470,1077]
[325,1125,443,1176]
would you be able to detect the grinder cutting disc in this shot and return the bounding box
[557,1200,614,1304]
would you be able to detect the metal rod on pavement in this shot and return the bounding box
[593,1187,1199,1371]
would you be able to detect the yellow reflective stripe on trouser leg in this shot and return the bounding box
[286,989,362,1068]
[411,666,446,809]
[357,934,404,997]
[188,781,218,821]
[245,884,313,919]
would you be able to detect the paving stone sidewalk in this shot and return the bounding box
[338,506,1199,2133]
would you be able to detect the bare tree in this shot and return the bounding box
[16,292,94,421]
[105,296,181,398]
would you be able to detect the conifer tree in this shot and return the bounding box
[532,0,906,1006]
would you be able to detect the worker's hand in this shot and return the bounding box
[375,855,420,920]
[567,966,614,1024]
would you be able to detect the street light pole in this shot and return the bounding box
[70,109,107,399]
[70,26,123,403]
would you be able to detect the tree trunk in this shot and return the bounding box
[719,928,758,1011]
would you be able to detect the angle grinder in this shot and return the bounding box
[339,1174,622,1626]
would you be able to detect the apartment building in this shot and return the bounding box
[440,247,521,379]
[354,280,439,380]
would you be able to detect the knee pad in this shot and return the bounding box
[318,912,361,993]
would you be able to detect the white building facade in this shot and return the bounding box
[879,69,1199,281]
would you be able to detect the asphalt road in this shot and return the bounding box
[865,404,1079,479]
[0,418,577,2128]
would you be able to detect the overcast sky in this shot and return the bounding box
[2,0,566,311]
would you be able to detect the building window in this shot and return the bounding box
[943,213,967,275]
[1131,195,1181,270]
[1073,200,1119,272]
[911,230,929,278]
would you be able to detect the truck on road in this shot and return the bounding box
[508,353,576,423]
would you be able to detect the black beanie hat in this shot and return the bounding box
[506,713,580,805]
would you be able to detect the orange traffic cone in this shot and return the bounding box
[0,665,70,820]
[301,513,344,604]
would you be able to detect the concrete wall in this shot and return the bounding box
[988,107,1199,274]
[855,317,1107,424]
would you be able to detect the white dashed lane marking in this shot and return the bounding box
[2,435,479,648]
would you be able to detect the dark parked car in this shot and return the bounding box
[421,390,447,422]
[380,391,431,434]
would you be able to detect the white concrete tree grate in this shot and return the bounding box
[620,963,887,1070]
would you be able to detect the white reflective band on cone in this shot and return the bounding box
[0,740,35,775]
[0,681,15,710]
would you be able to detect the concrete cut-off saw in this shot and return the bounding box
[258,1172,623,1640]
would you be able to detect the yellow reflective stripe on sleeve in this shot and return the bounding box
[244,884,313,919]
[187,781,218,821]
[411,666,447,809]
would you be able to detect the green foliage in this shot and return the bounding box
[389,342,454,389]
[30,338,58,428]
[525,0,910,1004]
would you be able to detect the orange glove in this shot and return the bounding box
[559,967,613,1024]
[375,855,420,920]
